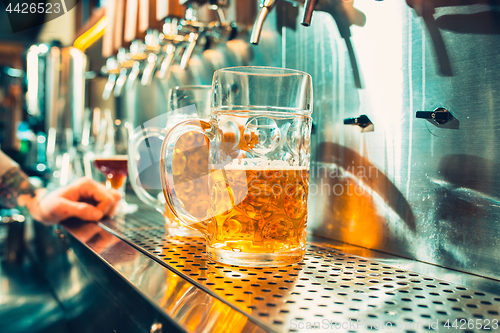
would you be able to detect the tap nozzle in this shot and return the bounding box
[250,0,276,44]
[179,32,199,70]
[301,0,316,26]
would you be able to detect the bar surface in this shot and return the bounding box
[64,200,500,333]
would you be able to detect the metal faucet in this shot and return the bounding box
[301,0,316,26]
[114,47,134,97]
[250,0,276,44]
[125,40,147,90]
[177,0,236,70]
[177,1,206,70]
[141,29,162,86]
[102,57,120,100]
[158,18,186,80]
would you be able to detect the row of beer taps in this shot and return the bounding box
[101,0,367,100]
[101,0,238,100]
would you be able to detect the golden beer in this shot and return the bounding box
[206,166,309,265]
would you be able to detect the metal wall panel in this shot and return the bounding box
[264,1,500,280]
[118,0,500,280]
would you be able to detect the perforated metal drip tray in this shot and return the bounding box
[100,210,500,333]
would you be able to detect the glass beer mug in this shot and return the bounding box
[128,86,212,237]
[161,67,313,266]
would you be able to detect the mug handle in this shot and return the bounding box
[128,126,166,214]
[160,119,214,237]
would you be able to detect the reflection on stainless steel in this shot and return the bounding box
[31,219,188,332]
[91,204,500,332]
[61,213,268,333]
[0,256,70,333]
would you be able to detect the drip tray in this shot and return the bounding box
[100,210,500,333]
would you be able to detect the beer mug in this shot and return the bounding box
[128,86,212,237]
[161,67,313,266]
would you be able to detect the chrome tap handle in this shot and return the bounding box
[141,53,158,86]
[158,44,177,79]
[179,32,198,70]
[145,30,160,51]
[102,57,119,100]
[126,61,141,90]
[163,17,180,35]
[114,68,128,97]
[158,17,183,80]
[209,0,229,24]
[301,0,316,26]
[250,0,276,44]
[102,74,117,101]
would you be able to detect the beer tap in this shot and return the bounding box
[114,47,134,97]
[158,18,187,79]
[206,0,239,43]
[208,0,229,25]
[178,1,206,70]
[141,29,162,86]
[301,0,316,26]
[250,0,275,44]
[102,57,120,100]
[177,0,238,70]
[125,39,147,90]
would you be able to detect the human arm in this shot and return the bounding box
[0,150,120,225]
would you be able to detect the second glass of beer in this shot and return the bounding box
[161,67,313,266]
[128,86,212,237]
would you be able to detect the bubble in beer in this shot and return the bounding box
[243,203,258,219]
[222,217,242,237]
[172,148,187,176]
[187,149,209,175]
[262,218,293,241]
[284,183,307,219]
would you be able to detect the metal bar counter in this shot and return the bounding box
[37,200,500,333]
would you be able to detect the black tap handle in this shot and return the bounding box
[344,115,372,128]
[416,108,451,124]
[416,111,435,119]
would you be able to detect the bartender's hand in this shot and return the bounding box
[27,177,121,225]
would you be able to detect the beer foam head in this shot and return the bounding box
[220,157,308,170]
